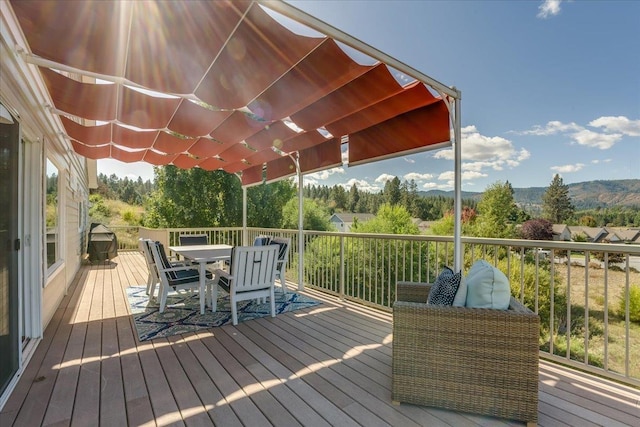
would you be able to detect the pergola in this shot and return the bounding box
[8,0,463,271]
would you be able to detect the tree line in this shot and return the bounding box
[92,168,639,232]
[94,173,154,205]
[304,176,478,221]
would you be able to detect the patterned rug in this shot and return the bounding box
[126,285,322,341]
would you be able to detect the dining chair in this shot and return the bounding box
[211,245,279,325]
[253,235,271,246]
[178,234,209,246]
[270,237,291,295]
[139,238,159,297]
[140,238,187,297]
[149,241,212,313]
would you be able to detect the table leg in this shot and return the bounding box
[199,261,206,314]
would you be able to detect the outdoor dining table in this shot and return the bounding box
[168,244,232,313]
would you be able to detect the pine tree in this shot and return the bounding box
[347,183,360,212]
[542,174,574,223]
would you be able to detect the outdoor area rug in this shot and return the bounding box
[126,285,322,341]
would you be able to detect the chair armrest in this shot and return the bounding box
[157,264,201,274]
[396,281,432,303]
[213,269,233,281]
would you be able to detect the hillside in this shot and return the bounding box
[419,179,640,210]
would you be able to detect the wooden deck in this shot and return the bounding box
[1,251,639,427]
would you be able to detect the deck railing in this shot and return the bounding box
[134,226,640,387]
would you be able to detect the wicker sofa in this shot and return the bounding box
[392,281,540,426]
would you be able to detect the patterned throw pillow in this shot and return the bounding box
[428,266,462,306]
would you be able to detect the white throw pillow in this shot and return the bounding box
[465,260,510,309]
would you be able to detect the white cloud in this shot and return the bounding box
[589,116,640,137]
[404,158,416,164]
[307,167,344,181]
[551,163,585,173]
[517,120,582,136]
[438,170,488,182]
[375,173,396,183]
[537,0,562,19]
[516,116,637,150]
[304,177,318,186]
[404,172,433,181]
[592,158,613,164]
[462,161,494,172]
[572,129,622,149]
[342,178,381,193]
[433,126,529,173]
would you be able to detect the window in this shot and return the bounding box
[45,158,59,269]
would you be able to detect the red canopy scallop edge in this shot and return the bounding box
[11,0,451,184]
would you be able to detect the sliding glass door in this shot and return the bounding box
[0,116,20,396]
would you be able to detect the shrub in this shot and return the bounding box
[89,194,111,221]
[496,258,566,340]
[122,209,142,225]
[619,284,640,323]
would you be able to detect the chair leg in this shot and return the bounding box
[279,275,287,295]
[231,295,238,325]
[210,283,218,313]
[269,287,276,318]
[159,283,168,313]
[146,273,152,294]
[149,280,158,299]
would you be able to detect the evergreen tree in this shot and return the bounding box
[542,174,575,223]
[400,179,419,216]
[330,185,347,211]
[383,176,402,205]
[347,183,360,212]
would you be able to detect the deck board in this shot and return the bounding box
[2,251,639,427]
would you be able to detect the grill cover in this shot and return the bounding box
[87,223,118,261]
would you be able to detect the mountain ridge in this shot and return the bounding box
[418,179,640,210]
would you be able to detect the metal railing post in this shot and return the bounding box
[339,234,345,300]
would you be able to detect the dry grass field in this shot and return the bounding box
[554,263,639,379]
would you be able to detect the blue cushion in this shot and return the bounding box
[168,268,212,287]
[217,274,231,293]
[155,242,178,280]
[156,242,212,287]
[427,266,461,306]
[253,236,271,246]
[465,260,511,309]
[179,234,208,245]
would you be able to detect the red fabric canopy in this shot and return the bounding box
[11,0,451,184]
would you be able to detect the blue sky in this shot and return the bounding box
[98,0,639,192]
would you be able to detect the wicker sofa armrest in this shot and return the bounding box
[396,281,432,303]
[392,296,539,424]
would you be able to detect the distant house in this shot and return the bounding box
[330,213,375,232]
[602,227,640,244]
[569,226,609,243]
[552,224,572,241]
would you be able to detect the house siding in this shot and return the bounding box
[1,7,92,409]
